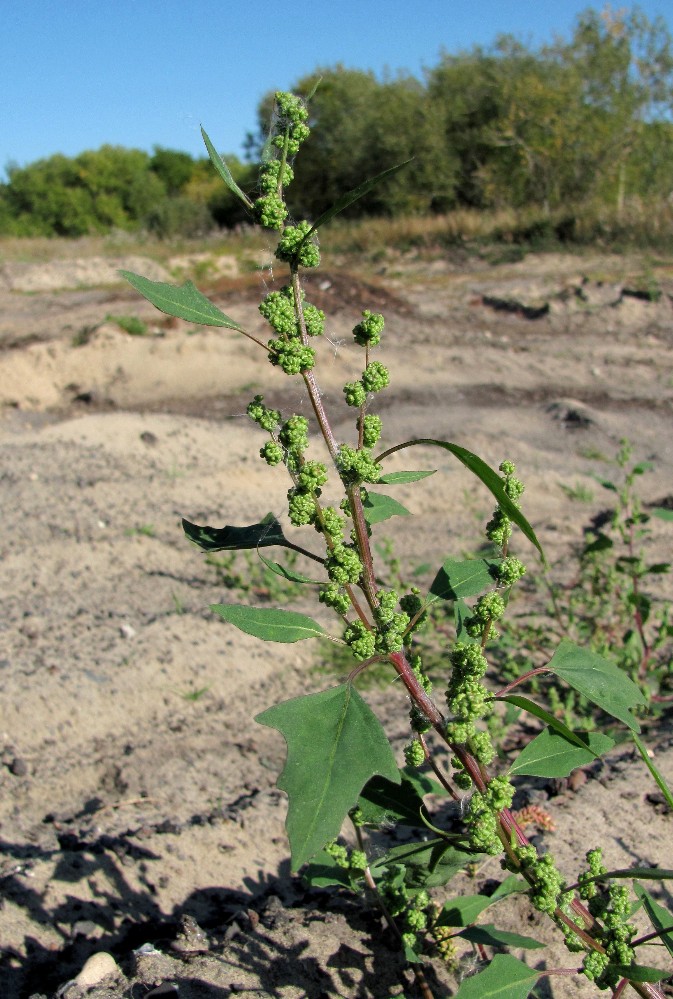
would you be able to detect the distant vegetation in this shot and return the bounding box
[2,6,672,246]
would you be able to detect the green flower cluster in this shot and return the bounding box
[253,193,287,231]
[260,440,283,465]
[268,337,315,375]
[258,158,294,194]
[275,220,320,268]
[494,555,526,586]
[324,839,368,882]
[353,310,385,347]
[247,394,280,432]
[337,445,381,485]
[344,619,376,660]
[486,459,525,549]
[373,589,410,654]
[399,588,427,632]
[578,848,636,989]
[287,459,327,528]
[343,381,367,408]
[404,739,426,767]
[252,92,309,228]
[465,775,514,855]
[326,543,363,586]
[361,360,390,393]
[317,505,346,542]
[272,90,310,156]
[465,591,507,639]
[278,414,309,453]
[358,414,382,448]
[319,582,351,616]
[379,874,430,954]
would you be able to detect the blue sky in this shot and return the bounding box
[1,1,671,181]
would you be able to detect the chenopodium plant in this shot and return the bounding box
[124,91,673,998]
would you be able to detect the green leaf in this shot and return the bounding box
[583,531,614,554]
[378,470,436,484]
[651,507,673,521]
[300,159,413,242]
[509,727,615,777]
[257,551,319,584]
[376,439,543,557]
[611,963,667,983]
[454,954,539,999]
[371,840,476,888]
[362,491,411,525]
[458,925,544,950]
[183,513,288,551]
[429,558,502,602]
[200,126,253,207]
[357,769,438,828]
[489,875,529,901]
[500,694,598,751]
[302,853,355,889]
[632,733,673,810]
[121,271,244,330]
[211,604,326,642]
[546,639,646,732]
[256,684,399,870]
[455,598,480,644]
[437,893,500,928]
[633,884,673,959]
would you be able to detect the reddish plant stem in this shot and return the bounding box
[494,667,552,699]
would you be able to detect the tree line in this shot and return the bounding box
[2,6,672,239]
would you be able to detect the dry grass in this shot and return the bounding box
[2,197,673,268]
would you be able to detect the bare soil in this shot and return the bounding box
[1,246,672,998]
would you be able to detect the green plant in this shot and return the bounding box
[105,313,148,336]
[497,443,673,726]
[125,90,673,998]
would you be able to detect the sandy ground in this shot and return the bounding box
[1,247,673,998]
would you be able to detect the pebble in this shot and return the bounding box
[120,623,137,639]
[9,757,28,777]
[74,952,119,988]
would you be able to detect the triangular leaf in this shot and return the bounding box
[201,126,253,207]
[256,684,399,869]
[376,439,543,557]
[430,558,502,602]
[458,925,544,950]
[183,513,288,552]
[546,639,646,732]
[633,883,673,959]
[211,603,325,642]
[362,491,411,525]
[454,954,539,999]
[121,271,244,330]
[378,470,437,484]
[509,727,614,777]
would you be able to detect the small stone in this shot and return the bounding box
[120,623,137,640]
[9,757,28,777]
[75,951,119,988]
[140,431,159,446]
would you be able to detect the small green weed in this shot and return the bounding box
[105,313,148,336]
